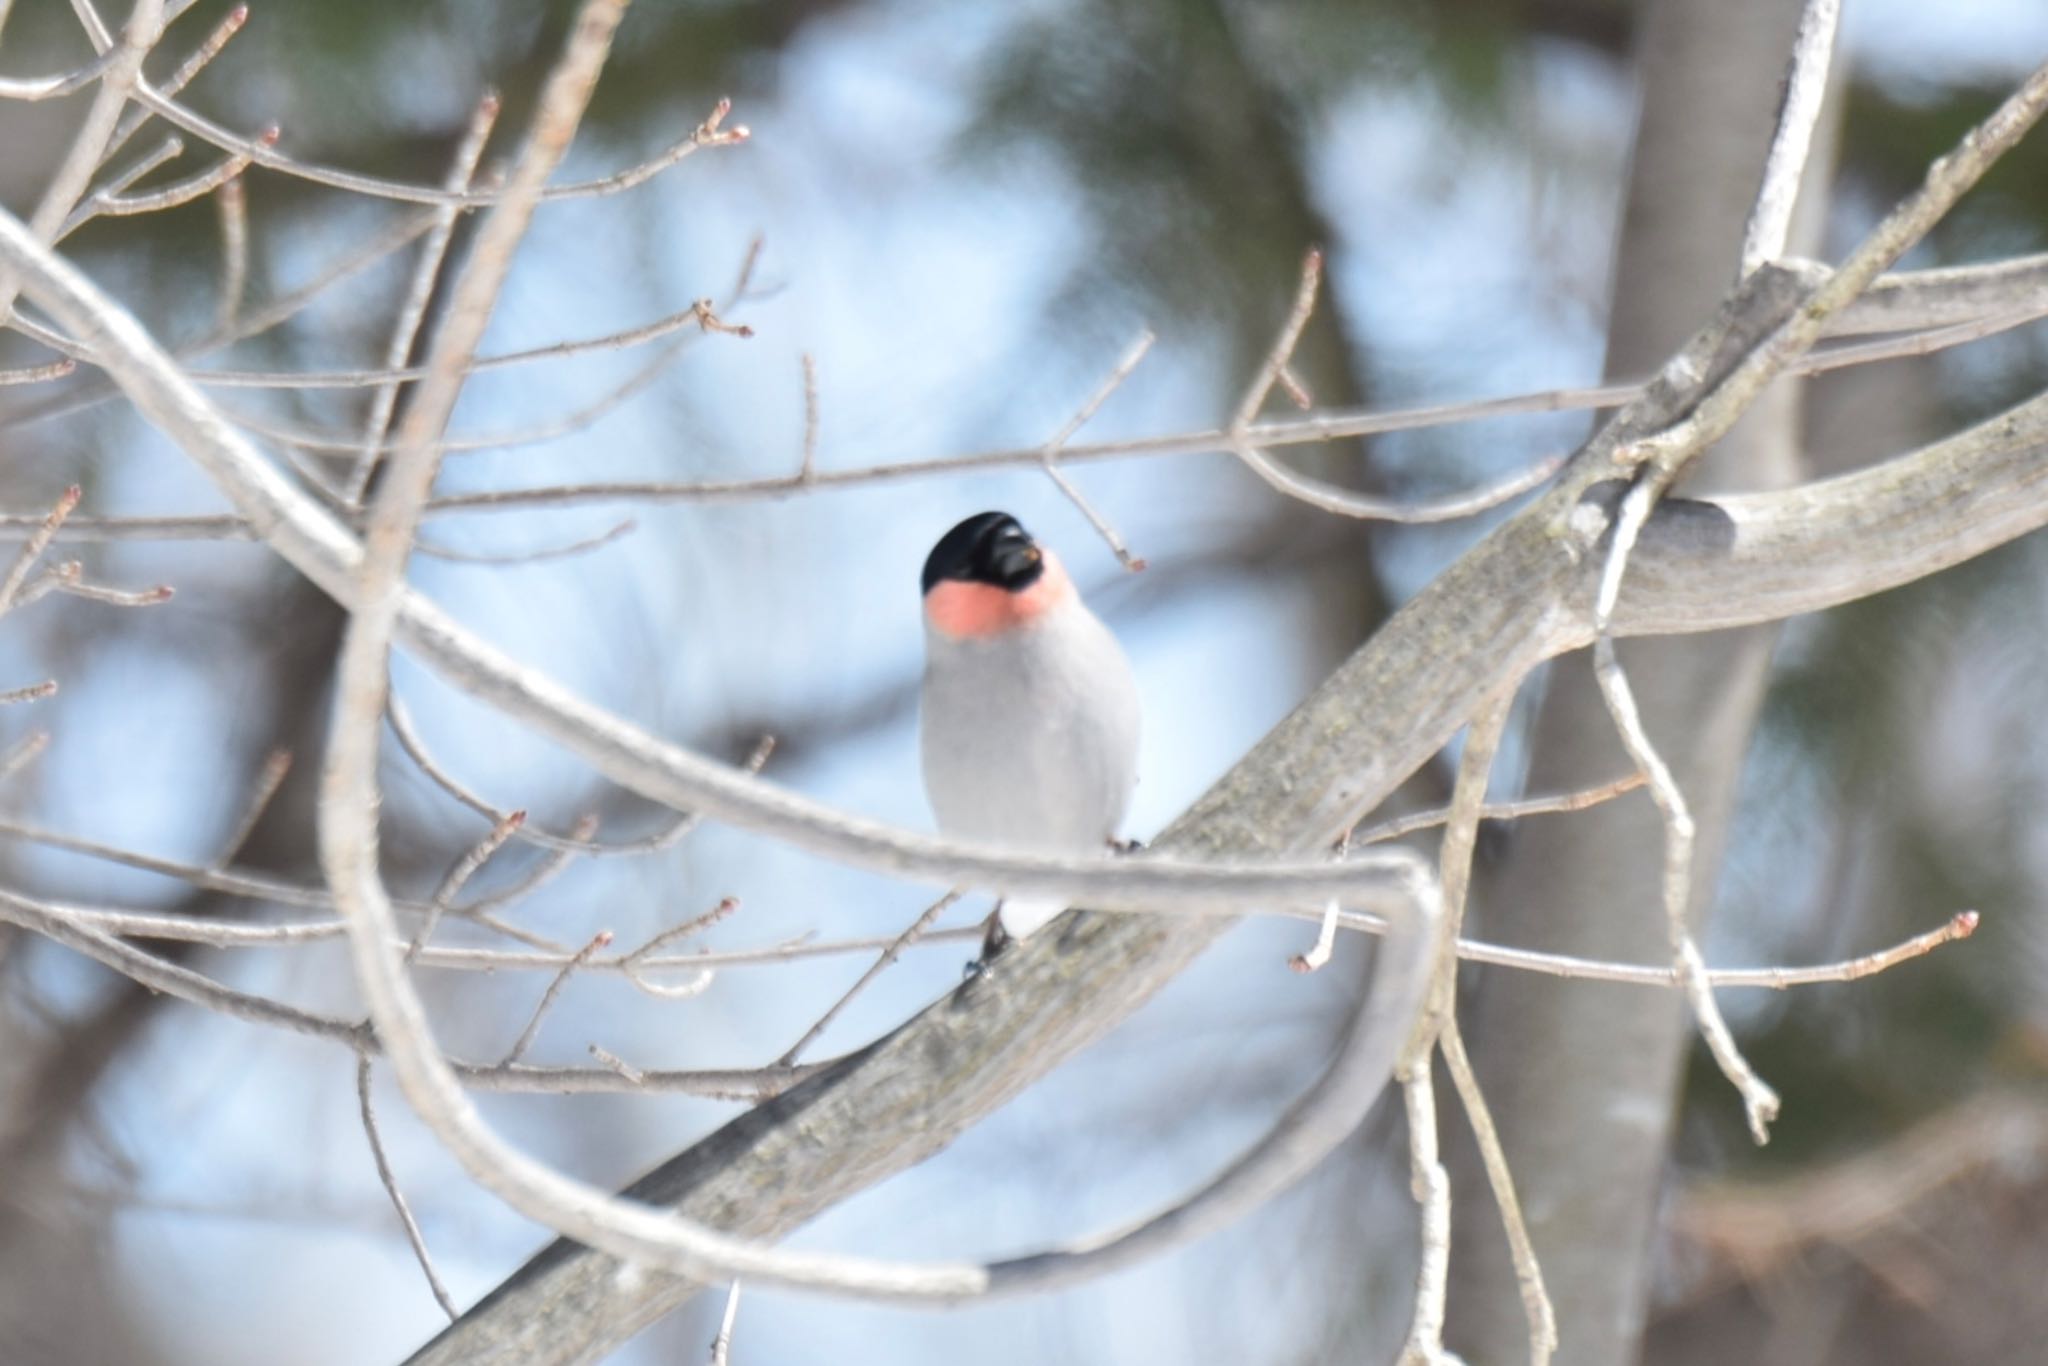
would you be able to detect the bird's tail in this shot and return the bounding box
[996,895,1068,941]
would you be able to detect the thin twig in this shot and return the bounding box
[797,353,819,484]
[1289,900,1342,974]
[1739,0,1843,275]
[73,135,264,225]
[1230,249,1562,525]
[1596,492,1780,1139]
[413,517,636,566]
[211,748,291,867]
[62,0,743,211]
[0,358,75,386]
[588,1043,644,1085]
[0,47,124,101]
[1350,773,1647,846]
[100,0,248,166]
[0,884,825,1099]
[1440,1021,1555,1364]
[1291,829,1348,973]
[6,560,80,612]
[776,892,959,1065]
[357,1053,460,1321]
[343,90,501,505]
[0,729,48,783]
[710,1280,741,1366]
[1400,1062,1457,1366]
[230,335,709,458]
[212,176,245,333]
[1398,693,1513,1366]
[1418,697,1555,1363]
[186,296,756,392]
[406,811,525,960]
[0,484,79,614]
[459,815,595,915]
[0,0,166,324]
[387,692,770,857]
[1040,329,1155,570]
[620,897,737,1000]
[83,134,185,207]
[500,931,613,1066]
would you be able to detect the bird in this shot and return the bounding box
[918,511,1141,961]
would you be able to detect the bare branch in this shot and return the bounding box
[776,893,958,1065]
[1041,329,1155,570]
[709,1281,741,1366]
[0,729,48,783]
[501,931,613,1067]
[212,175,245,333]
[0,0,165,320]
[72,133,263,225]
[0,884,802,1097]
[1593,478,1781,1141]
[407,810,526,960]
[63,0,745,211]
[343,90,502,505]
[1440,1023,1554,1365]
[1612,56,2048,491]
[797,353,819,484]
[212,748,292,867]
[1458,910,1979,989]
[0,47,124,101]
[386,693,768,858]
[0,484,80,614]
[1738,0,1843,273]
[1351,773,1646,845]
[0,679,57,705]
[620,896,738,998]
[358,1053,461,1322]
[1398,694,1514,1366]
[414,517,636,566]
[100,0,248,166]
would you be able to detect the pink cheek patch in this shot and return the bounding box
[925,580,1020,638]
[924,558,1074,638]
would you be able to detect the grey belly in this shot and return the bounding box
[920,631,1135,853]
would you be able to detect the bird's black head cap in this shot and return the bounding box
[921,511,1044,595]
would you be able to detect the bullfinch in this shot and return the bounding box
[918,511,1141,958]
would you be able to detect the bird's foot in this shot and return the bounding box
[962,906,1013,981]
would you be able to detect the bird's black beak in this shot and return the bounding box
[990,537,1042,587]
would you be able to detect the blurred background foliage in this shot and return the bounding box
[0,1,2045,1363]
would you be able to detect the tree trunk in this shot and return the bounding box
[1444,1,1833,1360]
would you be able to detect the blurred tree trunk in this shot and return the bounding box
[0,575,344,1366]
[1443,1,1833,1361]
